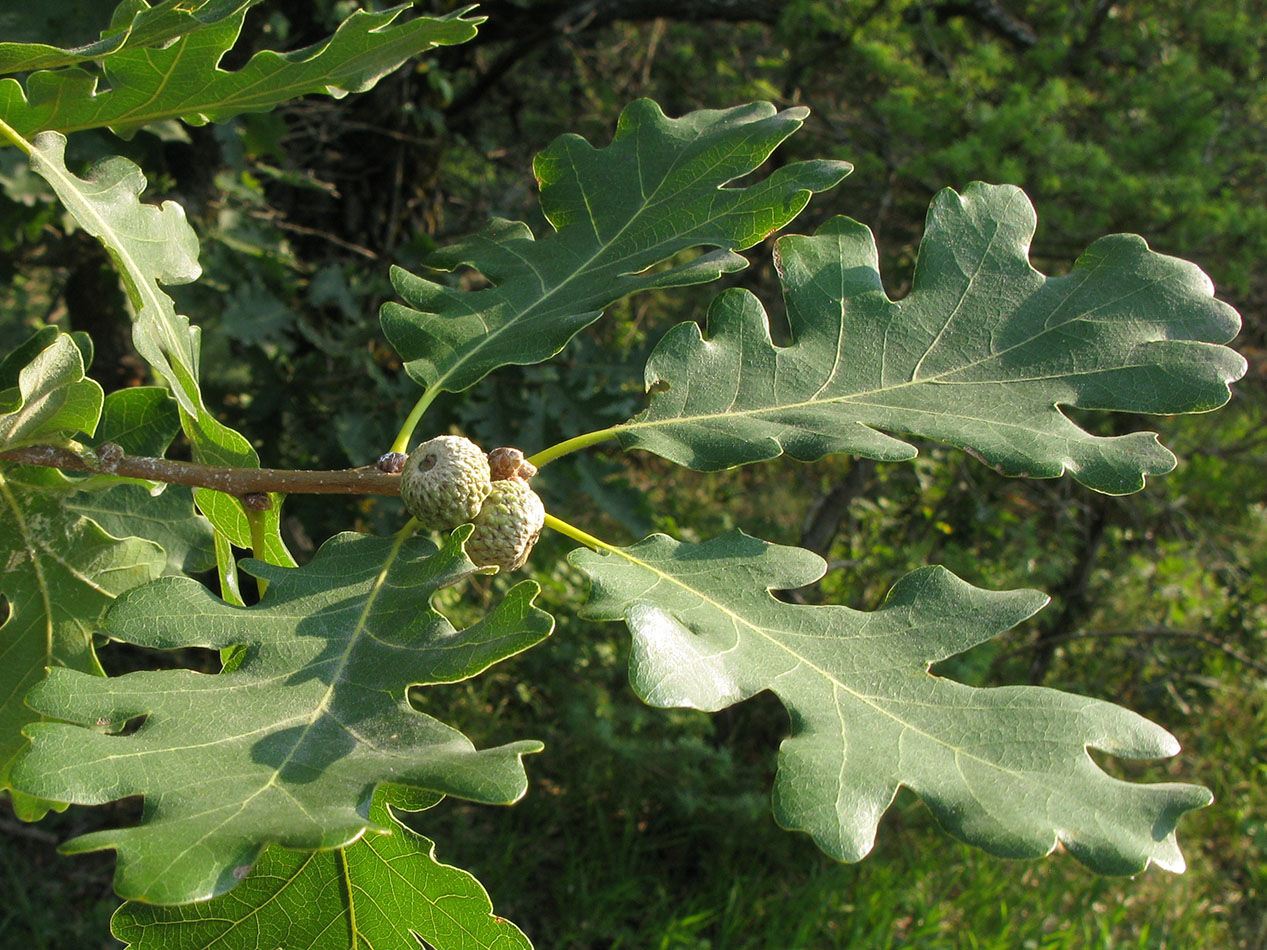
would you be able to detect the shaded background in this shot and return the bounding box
[1,1,1264,946]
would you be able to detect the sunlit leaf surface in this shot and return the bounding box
[15,528,553,904]
[573,530,1211,874]
[620,184,1246,493]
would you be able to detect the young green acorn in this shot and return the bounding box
[398,435,492,531]
[465,477,545,572]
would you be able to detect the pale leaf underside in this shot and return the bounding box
[620,184,1246,494]
[571,530,1211,874]
[25,132,290,559]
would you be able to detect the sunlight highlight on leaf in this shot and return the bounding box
[572,530,1211,875]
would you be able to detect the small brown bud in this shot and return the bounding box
[377,451,408,473]
[487,446,538,481]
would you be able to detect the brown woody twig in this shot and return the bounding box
[0,443,402,500]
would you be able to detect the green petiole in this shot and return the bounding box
[390,387,441,455]
[542,512,621,555]
[527,426,622,470]
[0,116,33,155]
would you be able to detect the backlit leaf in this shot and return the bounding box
[0,1,264,75]
[0,330,102,450]
[0,5,482,138]
[112,785,531,950]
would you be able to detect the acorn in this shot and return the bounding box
[399,435,492,531]
[465,477,545,572]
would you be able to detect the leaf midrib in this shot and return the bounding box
[32,137,197,407]
[140,530,413,886]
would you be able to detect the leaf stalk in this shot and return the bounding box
[390,387,441,455]
[541,512,621,555]
[527,426,622,470]
[0,116,32,155]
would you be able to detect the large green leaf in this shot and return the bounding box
[0,1,263,75]
[571,531,1211,874]
[24,131,290,562]
[617,184,1247,494]
[0,329,102,450]
[112,785,531,950]
[380,100,851,395]
[0,5,482,138]
[14,527,554,904]
[0,469,164,805]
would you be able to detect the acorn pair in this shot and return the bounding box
[399,436,544,572]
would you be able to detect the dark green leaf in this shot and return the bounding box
[0,471,164,807]
[112,785,531,950]
[64,484,215,575]
[619,184,1247,494]
[15,527,553,904]
[381,100,851,395]
[571,530,1211,874]
[0,1,264,75]
[0,6,482,138]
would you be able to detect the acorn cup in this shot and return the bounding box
[465,477,546,572]
[398,435,492,531]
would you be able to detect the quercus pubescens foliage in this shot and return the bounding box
[0,2,1248,948]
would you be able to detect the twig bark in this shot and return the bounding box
[0,444,402,497]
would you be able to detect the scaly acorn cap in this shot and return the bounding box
[399,435,492,531]
[465,478,545,572]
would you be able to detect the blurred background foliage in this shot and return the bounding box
[1,1,1264,947]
